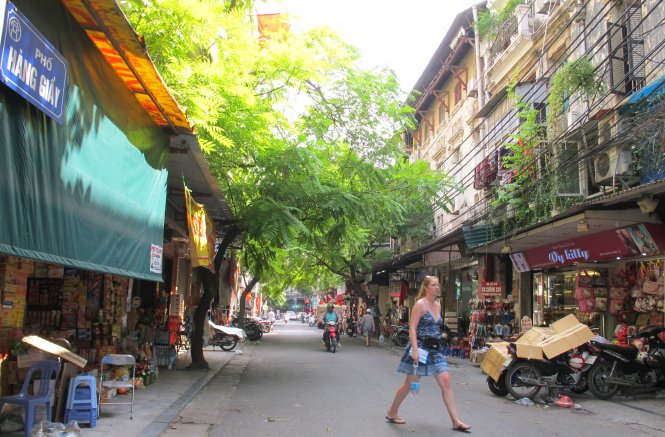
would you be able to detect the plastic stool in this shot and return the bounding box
[64,375,97,427]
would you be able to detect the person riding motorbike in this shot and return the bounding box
[319,303,341,347]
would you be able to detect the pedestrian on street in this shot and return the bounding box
[385,275,471,433]
[361,309,374,346]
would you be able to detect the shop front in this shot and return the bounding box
[0,0,195,417]
[510,220,665,339]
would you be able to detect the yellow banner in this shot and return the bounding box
[184,183,216,272]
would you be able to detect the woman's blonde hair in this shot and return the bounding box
[416,275,438,300]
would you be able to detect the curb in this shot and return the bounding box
[137,355,232,437]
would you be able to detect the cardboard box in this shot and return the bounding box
[480,342,512,382]
[515,315,594,360]
[515,327,553,360]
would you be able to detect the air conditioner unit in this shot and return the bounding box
[467,78,478,98]
[594,146,632,185]
[566,111,581,130]
[451,194,466,215]
[535,0,559,14]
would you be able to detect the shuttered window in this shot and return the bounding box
[607,1,645,95]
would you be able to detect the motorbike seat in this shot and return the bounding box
[590,340,638,360]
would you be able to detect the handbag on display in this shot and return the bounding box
[577,273,593,287]
[594,287,608,297]
[579,298,596,313]
[595,297,607,311]
[609,298,624,315]
[610,287,627,299]
[575,287,595,300]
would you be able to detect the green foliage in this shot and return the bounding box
[490,76,543,217]
[121,0,452,293]
[547,57,605,134]
[477,0,526,41]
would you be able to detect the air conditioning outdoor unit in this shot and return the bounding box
[594,146,632,185]
[535,0,559,14]
[566,111,581,130]
[451,193,466,215]
[467,78,478,98]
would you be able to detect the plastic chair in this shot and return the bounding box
[98,354,136,419]
[0,360,61,437]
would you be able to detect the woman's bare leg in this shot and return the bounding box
[386,374,419,420]
[434,371,469,429]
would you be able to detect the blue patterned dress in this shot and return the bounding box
[397,311,449,376]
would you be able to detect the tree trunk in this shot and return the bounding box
[237,276,259,329]
[189,267,217,369]
[188,226,240,369]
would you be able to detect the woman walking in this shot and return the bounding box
[385,275,471,433]
[361,309,374,346]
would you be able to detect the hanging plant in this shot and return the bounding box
[547,57,605,133]
[477,0,526,41]
[490,76,543,219]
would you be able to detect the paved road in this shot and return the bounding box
[166,322,665,436]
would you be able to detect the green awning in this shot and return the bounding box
[0,0,168,281]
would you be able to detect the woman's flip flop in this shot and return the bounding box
[385,416,406,425]
[452,424,472,433]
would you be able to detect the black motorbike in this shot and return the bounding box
[493,342,596,399]
[587,325,665,400]
[391,325,409,347]
[346,319,356,337]
[231,316,263,342]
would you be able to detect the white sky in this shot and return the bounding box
[256,0,480,93]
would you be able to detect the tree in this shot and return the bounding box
[121,0,452,369]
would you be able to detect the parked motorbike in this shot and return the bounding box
[258,319,273,333]
[493,342,596,399]
[323,320,338,353]
[231,317,264,341]
[587,325,665,400]
[208,319,245,351]
[391,325,409,347]
[308,314,317,327]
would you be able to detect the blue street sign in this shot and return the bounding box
[1,1,68,124]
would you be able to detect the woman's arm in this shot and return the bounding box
[409,300,424,361]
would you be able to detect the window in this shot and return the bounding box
[607,2,645,95]
[454,80,463,106]
[438,104,446,125]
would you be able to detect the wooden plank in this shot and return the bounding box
[21,335,87,368]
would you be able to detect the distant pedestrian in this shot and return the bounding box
[361,309,374,346]
[385,276,470,432]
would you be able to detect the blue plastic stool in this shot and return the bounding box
[64,375,97,427]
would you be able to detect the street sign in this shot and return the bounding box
[1,1,68,124]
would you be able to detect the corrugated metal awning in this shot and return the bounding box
[62,0,192,133]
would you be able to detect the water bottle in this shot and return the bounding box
[409,362,420,395]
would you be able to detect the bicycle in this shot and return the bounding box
[172,323,191,353]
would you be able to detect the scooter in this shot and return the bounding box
[207,319,246,351]
[587,325,665,400]
[490,342,597,399]
[308,314,317,327]
[323,321,338,353]
[392,325,409,347]
[346,319,356,337]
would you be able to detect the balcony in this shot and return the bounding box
[485,4,535,91]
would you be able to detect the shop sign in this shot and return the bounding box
[0,2,68,124]
[519,223,665,270]
[150,244,162,274]
[478,281,503,298]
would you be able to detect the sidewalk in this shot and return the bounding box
[87,348,239,437]
[3,348,240,437]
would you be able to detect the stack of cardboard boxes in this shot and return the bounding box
[481,315,595,381]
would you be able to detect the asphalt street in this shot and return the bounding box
[165,322,665,437]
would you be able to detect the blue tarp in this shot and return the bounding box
[619,75,665,115]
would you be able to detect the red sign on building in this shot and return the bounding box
[478,281,503,298]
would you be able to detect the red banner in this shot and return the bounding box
[517,223,665,270]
